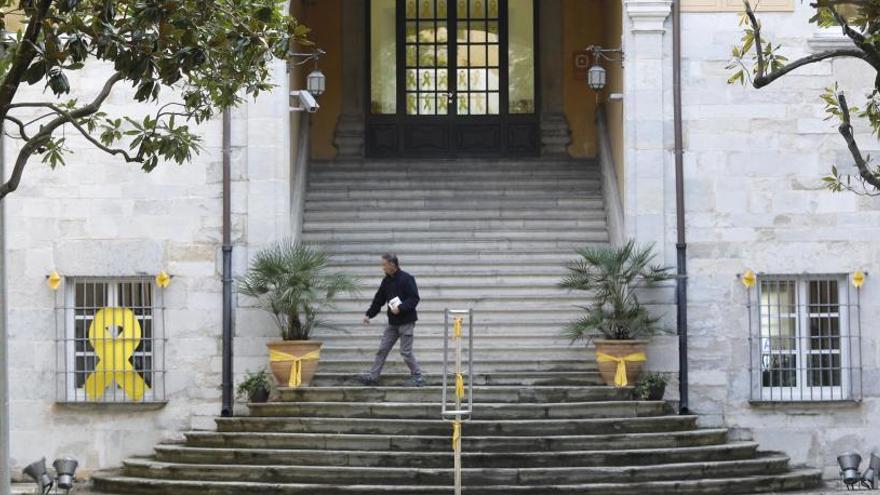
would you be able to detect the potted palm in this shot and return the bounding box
[559,240,673,387]
[239,242,358,388]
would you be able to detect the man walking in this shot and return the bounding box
[358,253,424,387]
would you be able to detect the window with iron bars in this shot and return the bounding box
[746,274,863,402]
[54,277,167,403]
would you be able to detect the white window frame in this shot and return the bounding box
[62,277,161,402]
[754,274,854,402]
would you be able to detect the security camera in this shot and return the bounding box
[290,90,320,113]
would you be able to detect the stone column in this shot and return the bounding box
[622,0,672,259]
[334,0,367,159]
[539,0,571,156]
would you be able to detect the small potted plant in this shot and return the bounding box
[239,241,358,388]
[237,369,272,403]
[559,240,673,387]
[634,372,667,400]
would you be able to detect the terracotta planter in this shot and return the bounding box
[594,339,648,387]
[267,340,323,388]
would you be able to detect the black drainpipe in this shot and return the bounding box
[672,0,689,415]
[221,108,234,417]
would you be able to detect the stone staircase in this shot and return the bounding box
[90,159,822,493]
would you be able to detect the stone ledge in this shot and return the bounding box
[748,399,861,410]
[55,401,168,411]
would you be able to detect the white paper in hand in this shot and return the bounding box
[388,297,402,311]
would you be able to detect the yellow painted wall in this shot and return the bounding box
[296,0,343,160]
[562,0,605,158]
[601,0,625,200]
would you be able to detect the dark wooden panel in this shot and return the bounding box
[403,124,449,154]
[455,124,502,154]
[366,124,399,156]
[507,123,540,154]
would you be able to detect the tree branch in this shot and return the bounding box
[837,92,880,190]
[828,7,880,69]
[3,115,31,141]
[0,72,124,200]
[754,48,870,87]
[0,0,54,122]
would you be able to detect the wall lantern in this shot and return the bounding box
[306,68,326,97]
[584,45,624,92]
[289,47,326,112]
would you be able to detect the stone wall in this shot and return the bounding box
[4,59,291,475]
[676,3,880,478]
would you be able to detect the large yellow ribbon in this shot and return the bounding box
[452,317,462,338]
[452,419,461,451]
[455,373,465,399]
[596,351,647,387]
[269,348,321,387]
[84,308,150,401]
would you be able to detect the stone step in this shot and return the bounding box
[276,386,630,403]
[182,428,727,454]
[325,264,572,275]
[308,371,605,387]
[312,237,608,253]
[313,359,597,373]
[309,346,591,361]
[306,177,600,190]
[302,228,605,242]
[307,167,598,179]
[307,160,596,174]
[90,468,824,495]
[215,415,700,436]
[323,252,587,264]
[304,206,605,222]
[303,218,607,231]
[309,322,584,336]
[119,454,791,486]
[245,400,666,420]
[151,441,759,468]
[304,198,604,211]
[305,188,601,201]
[313,335,582,347]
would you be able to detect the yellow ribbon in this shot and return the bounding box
[269,348,321,387]
[84,308,150,401]
[453,317,462,338]
[455,373,465,399]
[596,351,647,387]
[452,419,461,451]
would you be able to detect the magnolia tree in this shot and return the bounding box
[0,0,309,201]
[728,0,880,195]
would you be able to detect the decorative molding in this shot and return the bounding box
[807,29,854,53]
[624,0,673,32]
[681,0,793,12]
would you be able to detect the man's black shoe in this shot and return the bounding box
[403,375,425,387]
[356,373,379,386]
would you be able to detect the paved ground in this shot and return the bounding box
[8,480,863,494]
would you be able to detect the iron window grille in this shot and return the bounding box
[745,273,863,402]
[53,277,167,403]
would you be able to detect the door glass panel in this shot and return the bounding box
[405,0,448,115]
[370,0,397,114]
[456,0,500,115]
[508,0,534,114]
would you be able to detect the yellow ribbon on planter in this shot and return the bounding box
[85,307,150,401]
[455,373,465,399]
[453,317,462,338]
[270,348,321,387]
[452,419,462,451]
[596,352,647,387]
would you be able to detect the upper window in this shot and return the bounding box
[56,277,166,403]
[747,274,863,402]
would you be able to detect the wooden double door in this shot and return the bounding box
[366,0,540,157]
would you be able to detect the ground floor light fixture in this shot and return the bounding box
[22,457,78,495]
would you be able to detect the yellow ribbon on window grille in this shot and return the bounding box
[596,352,647,387]
[269,348,321,388]
[84,307,151,401]
[452,419,462,451]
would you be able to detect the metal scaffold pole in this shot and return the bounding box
[442,309,473,495]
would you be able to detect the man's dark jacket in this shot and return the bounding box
[366,269,420,325]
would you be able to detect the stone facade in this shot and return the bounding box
[3,59,291,476]
[2,0,879,484]
[671,2,880,479]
